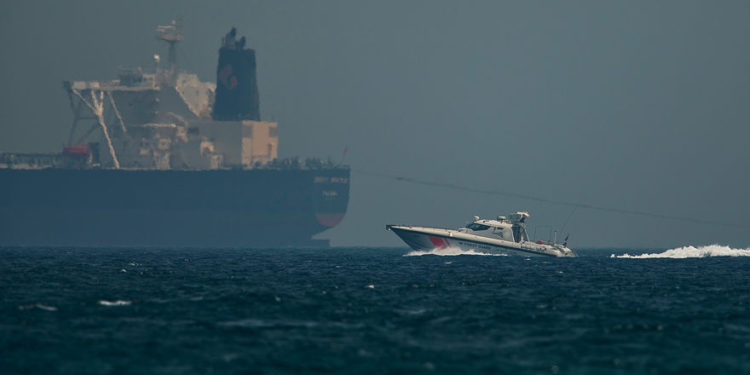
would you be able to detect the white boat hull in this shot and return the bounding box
[386,225,576,258]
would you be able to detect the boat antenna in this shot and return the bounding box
[553,230,557,245]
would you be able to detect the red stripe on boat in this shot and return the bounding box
[429,236,447,249]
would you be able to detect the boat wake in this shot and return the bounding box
[612,244,750,259]
[404,247,507,257]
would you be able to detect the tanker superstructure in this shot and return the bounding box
[0,22,350,247]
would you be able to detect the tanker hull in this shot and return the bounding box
[0,168,349,247]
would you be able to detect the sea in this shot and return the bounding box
[2,245,750,375]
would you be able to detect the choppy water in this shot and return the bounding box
[2,245,750,374]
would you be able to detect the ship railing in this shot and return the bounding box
[256,157,348,170]
[0,152,64,169]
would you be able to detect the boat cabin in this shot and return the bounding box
[460,211,530,243]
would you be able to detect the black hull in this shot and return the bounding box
[0,168,349,247]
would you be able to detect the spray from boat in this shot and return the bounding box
[404,247,509,257]
[612,245,750,259]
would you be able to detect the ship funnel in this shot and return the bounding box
[212,28,261,121]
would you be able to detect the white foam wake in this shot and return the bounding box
[404,247,507,257]
[613,244,750,259]
[98,300,132,306]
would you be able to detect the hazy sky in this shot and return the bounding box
[1,1,748,248]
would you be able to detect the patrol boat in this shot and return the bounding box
[386,212,577,257]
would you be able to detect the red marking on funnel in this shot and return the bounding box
[219,65,236,89]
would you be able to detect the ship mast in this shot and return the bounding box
[155,19,184,84]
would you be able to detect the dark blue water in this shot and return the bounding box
[2,247,749,374]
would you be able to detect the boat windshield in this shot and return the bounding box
[466,223,490,231]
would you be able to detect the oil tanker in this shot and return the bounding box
[0,21,350,247]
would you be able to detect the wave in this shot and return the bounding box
[218,319,363,330]
[404,247,507,257]
[18,303,58,312]
[98,299,132,306]
[612,244,750,259]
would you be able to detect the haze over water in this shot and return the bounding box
[1,1,748,248]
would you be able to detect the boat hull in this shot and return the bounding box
[386,225,575,257]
